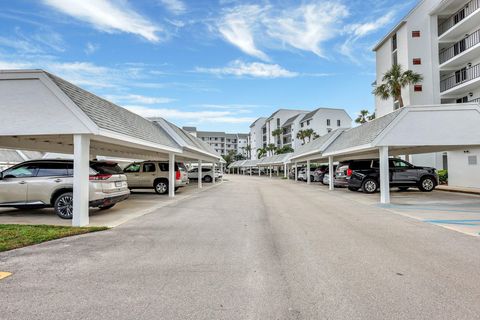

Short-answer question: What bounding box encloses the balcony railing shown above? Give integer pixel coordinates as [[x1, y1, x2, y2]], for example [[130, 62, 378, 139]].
[[439, 28, 480, 64], [440, 62, 480, 92], [471, 97, 480, 103], [438, 0, 479, 35]]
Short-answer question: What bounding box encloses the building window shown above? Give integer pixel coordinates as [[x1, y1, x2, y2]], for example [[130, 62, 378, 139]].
[[301, 122, 304, 128], [412, 58, 421, 65], [413, 85, 422, 92], [276, 118, 280, 127], [326, 119, 331, 126], [392, 33, 397, 51], [456, 96, 468, 103], [337, 120, 341, 127], [412, 30, 420, 38], [306, 120, 310, 125]]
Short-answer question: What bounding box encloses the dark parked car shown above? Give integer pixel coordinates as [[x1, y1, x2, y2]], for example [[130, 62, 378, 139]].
[[345, 158, 438, 193], [334, 160, 373, 187]]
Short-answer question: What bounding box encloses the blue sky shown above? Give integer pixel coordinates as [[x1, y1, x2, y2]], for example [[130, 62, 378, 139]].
[[0, 0, 416, 133]]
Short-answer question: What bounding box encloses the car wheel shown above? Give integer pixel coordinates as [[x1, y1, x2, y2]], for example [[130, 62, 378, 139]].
[[54, 192, 74, 219], [362, 178, 378, 194], [203, 175, 212, 183], [175, 187, 179, 192], [99, 204, 115, 210], [154, 180, 168, 195], [419, 176, 435, 192], [398, 186, 409, 191], [310, 175, 314, 182], [348, 186, 359, 191]]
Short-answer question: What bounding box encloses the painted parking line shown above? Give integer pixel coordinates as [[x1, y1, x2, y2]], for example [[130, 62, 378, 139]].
[[424, 219, 480, 226], [378, 204, 480, 214], [0, 272, 12, 280]]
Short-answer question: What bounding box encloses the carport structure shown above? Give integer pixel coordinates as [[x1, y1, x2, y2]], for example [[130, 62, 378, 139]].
[[228, 160, 246, 174], [288, 104, 480, 203], [257, 154, 292, 178], [0, 70, 221, 226], [238, 159, 260, 176]]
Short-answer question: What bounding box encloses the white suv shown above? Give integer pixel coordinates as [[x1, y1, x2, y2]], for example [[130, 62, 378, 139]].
[[188, 167, 222, 183], [124, 161, 189, 194], [0, 160, 130, 219]]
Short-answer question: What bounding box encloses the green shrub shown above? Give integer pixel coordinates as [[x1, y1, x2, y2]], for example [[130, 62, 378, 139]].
[[438, 169, 448, 184]]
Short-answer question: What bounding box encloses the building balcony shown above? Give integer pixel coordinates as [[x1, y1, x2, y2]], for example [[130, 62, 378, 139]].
[[439, 28, 480, 68], [440, 62, 480, 96], [438, 0, 480, 40]]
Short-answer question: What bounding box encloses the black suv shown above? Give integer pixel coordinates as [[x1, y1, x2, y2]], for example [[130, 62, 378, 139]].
[[337, 158, 438, 193]]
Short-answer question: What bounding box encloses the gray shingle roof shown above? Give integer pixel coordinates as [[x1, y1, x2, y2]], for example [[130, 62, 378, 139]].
[[289, 130, 341, 160], [282, 114, 303, 127], [47, 72, 180, 149], [300, 107, 351, 123], [164, 121, 221, 158], [323, 109, 402, 154]]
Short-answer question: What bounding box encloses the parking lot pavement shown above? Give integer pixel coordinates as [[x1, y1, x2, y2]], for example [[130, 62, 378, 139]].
[[2, 174, 480, 320], [0, 182, 221, 227], [296, 181, 480, 237]]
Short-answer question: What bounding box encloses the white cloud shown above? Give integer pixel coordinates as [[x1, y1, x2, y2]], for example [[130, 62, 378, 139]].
[[84, 42, 99, 55], [346, 11, 396, 38], [42, 0, 162, 42], [217, 5, 270, 61], [125, 105, 256, 124], [264, 2, 349, 58], [159, 0, 186, 15], [105, 94, 175, 104], [195, 60, 298, 78]]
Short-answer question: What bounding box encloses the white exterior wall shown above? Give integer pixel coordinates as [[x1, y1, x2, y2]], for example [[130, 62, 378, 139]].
[[249, 118, 266, 160], [302, 109, 352, 137], [448, 148, 480, 188], [265, 110, 305, 148]]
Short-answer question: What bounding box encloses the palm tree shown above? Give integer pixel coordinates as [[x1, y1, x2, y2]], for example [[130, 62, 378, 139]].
[[275, 145, 294, 154], [355, 109, 372, 124], [303, 128, 315, 143], [257, 147, 267, 159], [296, 130, 307, 144], [373, 64, 423, 108], [367, 112, 376, 121], [245, 144, 252, 159], [271, 128, 283, 146], [266, 143, 277, 156]]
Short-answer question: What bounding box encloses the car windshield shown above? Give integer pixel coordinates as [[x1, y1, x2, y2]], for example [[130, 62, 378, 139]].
[[90, 162, 123, 174]]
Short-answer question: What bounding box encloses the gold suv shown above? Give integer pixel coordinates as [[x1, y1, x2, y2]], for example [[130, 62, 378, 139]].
[[0, 160, 130, 219]]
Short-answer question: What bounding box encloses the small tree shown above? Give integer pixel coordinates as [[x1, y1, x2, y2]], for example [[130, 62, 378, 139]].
[[355, 109, 374, 124], [303, 128, 315, 143], [296, 130, 307, 144], [275, 145, 294, 154], [257, 147, 267, 159], [266, 143, 277, 156], [373, 64, 423, 108], [271, 128, 283, 146]]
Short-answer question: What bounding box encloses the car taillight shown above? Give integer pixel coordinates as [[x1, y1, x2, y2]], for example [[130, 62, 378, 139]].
[[346, 169, 353, 177], [89, 174, 112, 181], [175, 171, 181, 180]]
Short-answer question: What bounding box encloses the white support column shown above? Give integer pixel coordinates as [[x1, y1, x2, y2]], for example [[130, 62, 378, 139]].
[[269, 166, 272, 178], [379, 146, 390, 204], [73, 134, 90, 227], [258, 167, 261, 176], [328, 156, 334, 191], [212, 163, 216, 184], [294, 162, 298, 181], [198, 159, 203, 189], [284, 163, 287, 178], [276, 167, 279, 176], [307, 160, 311, 185], [168, 153, 175, 198]]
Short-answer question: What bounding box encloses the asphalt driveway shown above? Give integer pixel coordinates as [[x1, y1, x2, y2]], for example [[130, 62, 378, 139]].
[[1, 175, 480, 320]]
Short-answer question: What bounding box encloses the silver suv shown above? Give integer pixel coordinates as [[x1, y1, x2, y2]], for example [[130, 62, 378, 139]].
[[124, 161, 189, 194], [0, 160, 130, 219]]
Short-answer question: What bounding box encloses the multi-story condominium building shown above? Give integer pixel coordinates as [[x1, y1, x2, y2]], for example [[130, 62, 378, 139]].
[[249, 107, 352, 159], [373, 0, 480, 188], [249, 117, 267, 160], [181, 127, 249, 157]]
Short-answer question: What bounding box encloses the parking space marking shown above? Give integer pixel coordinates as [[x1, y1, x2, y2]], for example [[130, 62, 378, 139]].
[[0, 272, 12, 280], [424, 219, 480, 226]]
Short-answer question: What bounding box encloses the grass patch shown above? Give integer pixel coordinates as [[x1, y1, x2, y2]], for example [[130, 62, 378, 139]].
[[0, 224, 108, 252]]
